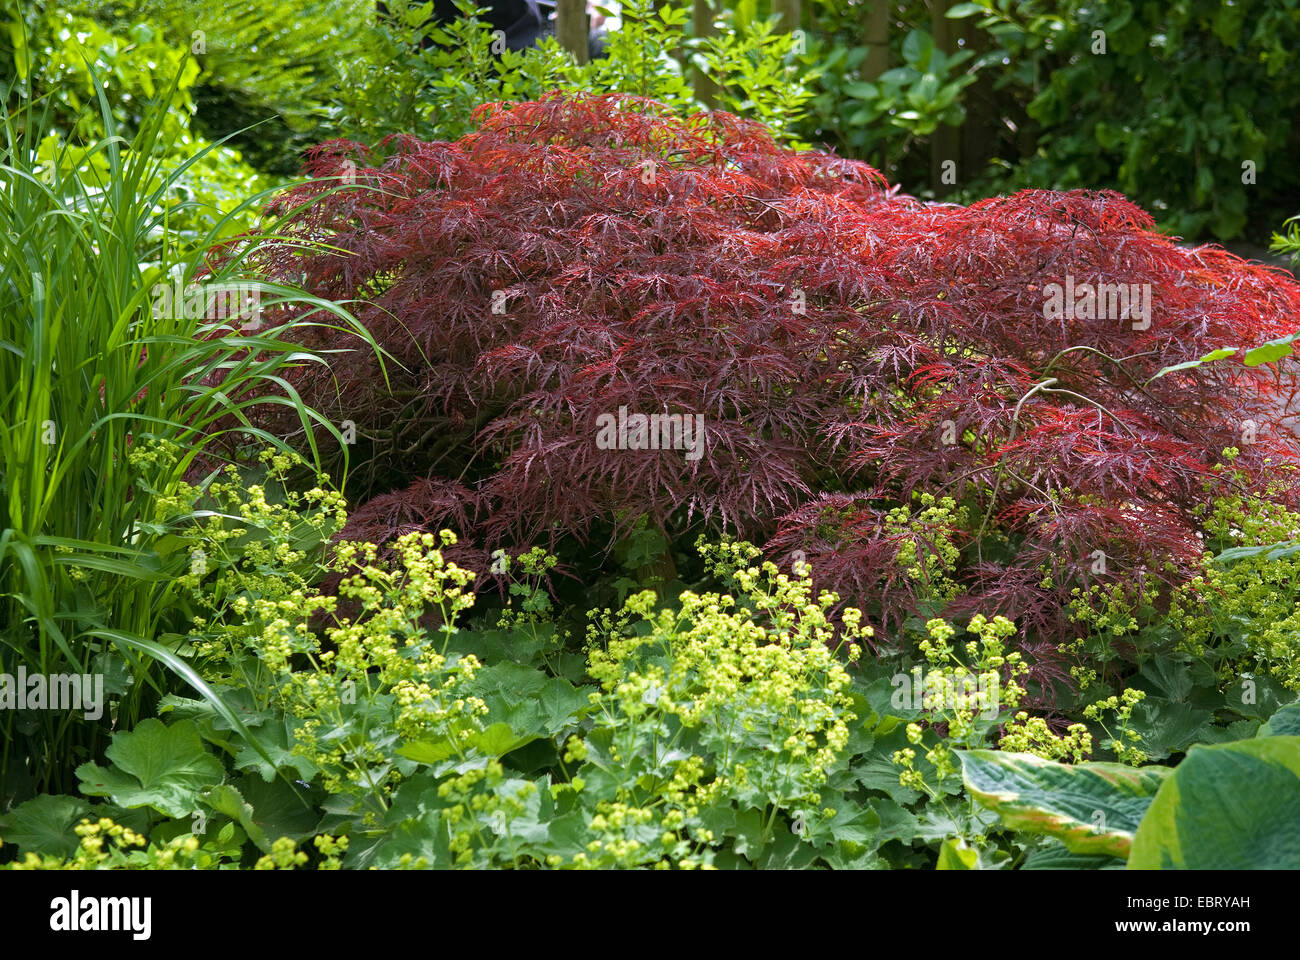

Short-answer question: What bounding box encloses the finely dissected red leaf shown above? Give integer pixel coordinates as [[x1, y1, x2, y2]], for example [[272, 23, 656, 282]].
[[242, 93, 1300, 679]]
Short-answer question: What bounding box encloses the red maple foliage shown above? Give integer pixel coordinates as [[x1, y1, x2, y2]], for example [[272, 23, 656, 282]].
[[249, 92, 1300, 681]]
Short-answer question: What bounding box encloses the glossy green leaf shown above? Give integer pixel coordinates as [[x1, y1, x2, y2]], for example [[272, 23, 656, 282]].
[[1244, 333, 1300, 366], [1212, 540, 1300, 565], [1147, 347, 1237, 382], [1021, 839, 1125, 870]]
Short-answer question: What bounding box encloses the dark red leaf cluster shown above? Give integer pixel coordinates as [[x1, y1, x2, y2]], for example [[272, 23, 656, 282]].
[[249, 92, 1300, 672]]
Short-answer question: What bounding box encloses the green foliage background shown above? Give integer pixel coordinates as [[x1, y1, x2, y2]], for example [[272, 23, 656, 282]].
[[2, 0, 1299, 872]]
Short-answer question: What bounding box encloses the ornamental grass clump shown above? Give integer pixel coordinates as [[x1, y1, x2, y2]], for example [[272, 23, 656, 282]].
[[0, 72, 374, 802]]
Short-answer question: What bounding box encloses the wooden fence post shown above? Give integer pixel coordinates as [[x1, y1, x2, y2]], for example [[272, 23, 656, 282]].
[[556, 0, 589, 65], [772, 0, 800, 33], [863, 1, 890, 81], [693, 0, 719, 108], [930, 0, 959, 198]]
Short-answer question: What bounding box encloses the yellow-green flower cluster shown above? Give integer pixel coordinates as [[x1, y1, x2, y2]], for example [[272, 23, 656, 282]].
[[167, 450, 347, 668], [1169, 490, 1300, 690], [254, 836, 309, 870], [1, 817, 203, 870], [1082, 687, 1148, 765], [1, 814, 352, 871], [495, 546, 561, 626], [999, 712, 1092, 763], [183, 477, 487, 805], [893, 614, 1029, 794], [313, 834, 349, 869], [272, 532, 485, 800], [885, 493, 967, 600], [560, 543, 865, 868], [1065, 577, 1157, 640]]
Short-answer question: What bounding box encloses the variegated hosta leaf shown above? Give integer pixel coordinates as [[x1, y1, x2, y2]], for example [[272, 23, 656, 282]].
[[1128, 736, 1300, 869], [957, 750, 1171, 858], [1258, 703, 1300, 738]]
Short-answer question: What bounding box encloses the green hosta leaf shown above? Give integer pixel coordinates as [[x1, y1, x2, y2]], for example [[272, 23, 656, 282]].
[[75, 718, 225, 818], [1212, 540, 1300, 565], [1021, 839, 1126, 870], [1259, 703, 1300, 737], [958, 749, 1171, 857], [1129, 737, 1300, 869], [0, 794, 92, 858]]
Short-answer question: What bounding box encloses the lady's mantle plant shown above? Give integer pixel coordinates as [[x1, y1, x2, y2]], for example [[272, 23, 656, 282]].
[[84, 465, 871, 868], [560, 539, 867, 867]]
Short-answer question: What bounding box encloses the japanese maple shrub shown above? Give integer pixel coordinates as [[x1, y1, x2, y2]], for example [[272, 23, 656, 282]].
[[250, 92, 1300, 691]]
